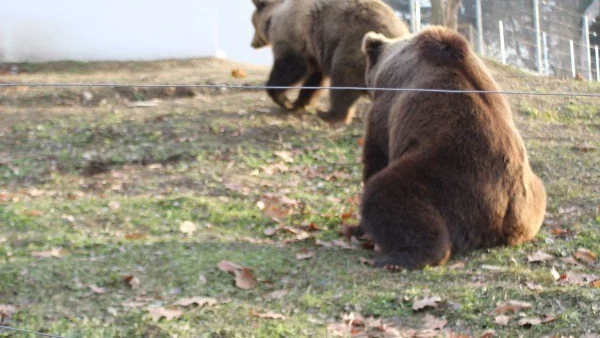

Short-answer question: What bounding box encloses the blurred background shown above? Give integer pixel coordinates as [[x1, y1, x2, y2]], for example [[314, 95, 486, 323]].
[[0, 0, 598, 80]]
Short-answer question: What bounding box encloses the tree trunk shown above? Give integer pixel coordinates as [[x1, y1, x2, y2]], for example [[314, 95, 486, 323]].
[[445, 0, 461, 31], [431, 0, 446, 26]]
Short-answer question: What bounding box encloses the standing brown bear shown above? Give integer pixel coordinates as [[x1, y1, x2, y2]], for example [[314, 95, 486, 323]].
[[250, 0, 409, 124], [358, 27, 547, 269]]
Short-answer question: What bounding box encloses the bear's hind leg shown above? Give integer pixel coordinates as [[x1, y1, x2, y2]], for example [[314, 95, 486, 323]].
[[317, 61, 364, 124], [372, 210, 452, 270], [362, 136, 389, 183], [293, 71, 324, 111], [318, 87, 362, 125], [361, 167, 453, 270], [267, 52, 308, 110]]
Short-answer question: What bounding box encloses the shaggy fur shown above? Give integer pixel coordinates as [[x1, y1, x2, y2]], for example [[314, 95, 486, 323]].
[[358, 27, 547, 269], [251, 0, 409, 124]]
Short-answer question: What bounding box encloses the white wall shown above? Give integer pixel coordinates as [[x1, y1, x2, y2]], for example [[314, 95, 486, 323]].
[[0, 0, 272, 65]]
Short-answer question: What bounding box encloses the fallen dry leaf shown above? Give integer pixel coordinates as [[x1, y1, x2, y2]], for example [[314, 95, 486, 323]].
[[574, 248, 597, 264], [179, 220, 197, 236], [480, 329, 496, 338], [327, 323, 355, 336], [256, 194, 295, 221], [250, 310, 286, 320], [263, 226, 280, 236], [217, 260, 242, 273], [235, 268, 258, 290], [0, 304, 17, 318], [550, 267, 561, 280], [448, 261, 466, 270], [296, 248, 315, 260], [147, 307, 183, 321], [571, 143, 596, 153], [557, 271, 599, 286], [223, 181, 251, 195], [108, 200, 121, 210], [301, 222, 322, 232], [422, 314, 447, 330], [261, 162, 289, 176], [25, 209, 43, 217], [267, 289, 288, 299], [217, 261, 258, 290], [494, 315, 511, 326], [231, 68, 247, 79], [107, 307, 118, 316], [359, 257, 375, 266], [282, 231, 312, 244], [124, 232, 148, 240], [525, 282, 543, 291], [89, 284, 106, 294], [123, 274, 140, 289], [31, 247, 64, 258], [541, 314, 558, 323], [550, 228, 569, 236], [518, 317, 542, 328], [342, 312, 364, 325], [122, 300, 146, 308], [274, 151, 294, 163], [561, 256, 584, 267], [173, 296, 217, 307], [241, 236, 275, 245], [494, 300, 532, 314], [591, 279, 600, 288], [527, 250, 554, 263], [412, 296, 442, 311], [347, 194, 361, 206], [331, 239, 356, 250], [314, 239, 334, 248], [481, 265, 505, 271], [328, 313, 405, 337]]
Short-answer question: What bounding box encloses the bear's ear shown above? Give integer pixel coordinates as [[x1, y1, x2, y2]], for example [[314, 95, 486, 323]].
[[252, 0, 271, 11], [362, 31, 389, 65]]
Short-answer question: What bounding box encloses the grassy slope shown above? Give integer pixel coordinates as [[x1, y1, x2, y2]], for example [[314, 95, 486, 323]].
[[0, 58, 599, 337]]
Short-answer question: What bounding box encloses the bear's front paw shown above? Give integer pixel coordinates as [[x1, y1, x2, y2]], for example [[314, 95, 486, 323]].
[[278, 99, 294, 110]]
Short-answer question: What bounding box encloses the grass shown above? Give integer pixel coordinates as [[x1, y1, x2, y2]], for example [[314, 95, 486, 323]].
[[1, 57, 599, 337]]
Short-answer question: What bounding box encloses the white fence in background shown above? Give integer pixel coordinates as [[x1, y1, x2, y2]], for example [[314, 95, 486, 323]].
[[402, 0, 600, 82]]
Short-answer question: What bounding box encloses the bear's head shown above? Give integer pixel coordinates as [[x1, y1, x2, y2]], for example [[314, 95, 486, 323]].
[[250, 0, 281, 49], [361, 27, 471, 88], [361, 31, 411, 88]]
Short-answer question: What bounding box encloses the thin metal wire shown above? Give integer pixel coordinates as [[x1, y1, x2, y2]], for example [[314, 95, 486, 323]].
[[0, 325, 64, 338], [0, 82, 598, 97], [546, 4, 584, 19]]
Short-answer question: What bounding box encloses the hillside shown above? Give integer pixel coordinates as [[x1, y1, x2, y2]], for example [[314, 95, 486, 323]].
[[0, 58, 599, 337]]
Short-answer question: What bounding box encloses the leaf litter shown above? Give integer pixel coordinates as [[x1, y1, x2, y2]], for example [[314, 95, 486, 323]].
[[147, 307, 183, 321], [217, 260, 258, 290], [173, 297, 218, 307], [412, 296, 442, 311], [493, 300, 532, 314], [250, 309, 286, 320]]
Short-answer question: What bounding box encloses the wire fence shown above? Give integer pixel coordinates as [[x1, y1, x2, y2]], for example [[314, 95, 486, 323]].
[[0, 82, 599, 98], [391, 0, 600, 81], [0, 325, 64, 338]]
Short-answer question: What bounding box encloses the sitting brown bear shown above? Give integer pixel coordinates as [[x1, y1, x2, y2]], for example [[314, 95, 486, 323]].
[[358, 27, 547, 269], [250, 0, 409, 124]]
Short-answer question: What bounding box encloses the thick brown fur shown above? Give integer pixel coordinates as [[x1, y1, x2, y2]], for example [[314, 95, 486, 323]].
[[251, 0, 409, 124], [358, 27, 547, 269]]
